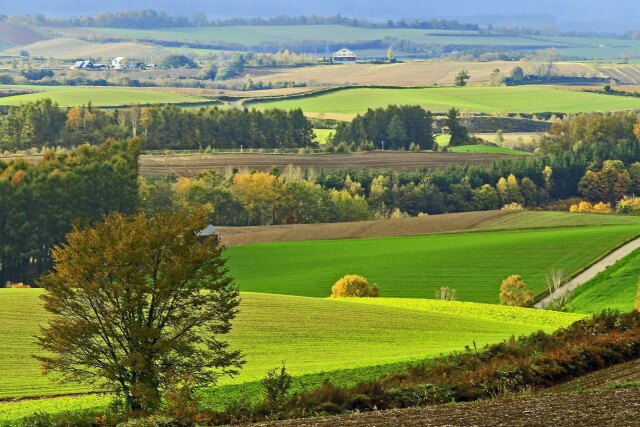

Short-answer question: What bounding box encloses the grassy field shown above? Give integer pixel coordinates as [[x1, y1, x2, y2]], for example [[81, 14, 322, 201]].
[[0, 85, 209, 107], [476, 211, 640, 230], [58, 26, 640, 61], [252, 86, 640, 115], [236, 60, 605, 87], [226, 224, 640, 302], [0, 290, 579, 402], [1, 38, 167, 59], [449, 145, 530, 155], [313, 128, 335, 143], [60, 26, 556, 48], [565, 248, 640, 314]]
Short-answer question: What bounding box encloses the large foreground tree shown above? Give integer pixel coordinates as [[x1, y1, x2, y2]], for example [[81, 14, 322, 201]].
[[36, 210, 243, 413]]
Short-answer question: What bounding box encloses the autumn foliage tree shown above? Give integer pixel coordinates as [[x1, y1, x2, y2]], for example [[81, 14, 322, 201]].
[[36, 209, 243, 414], [499, 275, 534, 307], [331, 275, 379, 298]]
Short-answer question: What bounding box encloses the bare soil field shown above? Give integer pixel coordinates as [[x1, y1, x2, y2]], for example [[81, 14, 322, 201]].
[[217, 210, 508, 246], [161, 86, 322, 99], [554, 359, 640, 392], [3, 152, 518, 174], [236, 60, 602, 87], [249, 389, 640, 427], [140, 152, 519, 176]]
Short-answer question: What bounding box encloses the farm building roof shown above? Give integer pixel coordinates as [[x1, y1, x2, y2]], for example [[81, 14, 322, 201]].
[[333, 48, 356, 58]]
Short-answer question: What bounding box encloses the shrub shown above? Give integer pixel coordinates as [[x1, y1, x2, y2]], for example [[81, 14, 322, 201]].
[[499, 275, 534, 307], [331, 275, 379, 298], [501, 202, 524, 211], [6, 282, 31, 288], [570, 201, 613, 214], [262, 364, 292, 406], [616, 196, 640, 215]]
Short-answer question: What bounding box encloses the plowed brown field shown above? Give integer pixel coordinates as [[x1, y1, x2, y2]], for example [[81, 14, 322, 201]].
[[217, 210, 508, 246], [140, 152, 517, 176], [248, 389, 640, 427]]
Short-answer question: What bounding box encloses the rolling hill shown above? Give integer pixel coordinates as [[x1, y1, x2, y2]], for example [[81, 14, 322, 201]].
[[225, 223, 640, 302], [0, 290, 579, 401], [251, 86, 640, 116], [0, 85, 210, 107]]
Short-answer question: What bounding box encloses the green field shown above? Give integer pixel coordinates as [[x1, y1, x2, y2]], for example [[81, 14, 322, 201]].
[[313, 128, 335, 144], [67, 26, 640, 60], [477, 211, 640, 231], [70, 26, 553, 48], [450, 144, 529, 155], [253, 86, 640, 115], [566, 248, 640, 314], [225, 225, 640, 302], [0, 290, 579, 401], [435, 134, 530, 154], [0, 86, 209, 107]]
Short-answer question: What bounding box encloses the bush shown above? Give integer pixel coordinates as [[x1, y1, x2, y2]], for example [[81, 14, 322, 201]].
[[262, 364, 292, 406], [159, 54, 197, 69], [570, 201, 613, 214], [331, 275, 379, 298], [499, 275, 534, 307], [616, 196, 640, 215], [6, 281, 31, 288], [501, 202, 524, 211]]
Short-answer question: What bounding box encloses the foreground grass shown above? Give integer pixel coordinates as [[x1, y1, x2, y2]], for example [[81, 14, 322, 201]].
[[0, 291, 580, 423], [0, 85, 209, 107], [226, 224, 640, 302], [0, 291, 578, 400], [253, 86, 640, 115], [565, 248, 640, 314]]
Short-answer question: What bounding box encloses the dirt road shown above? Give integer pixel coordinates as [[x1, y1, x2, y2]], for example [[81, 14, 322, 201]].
[[535, 236, 640, 309]]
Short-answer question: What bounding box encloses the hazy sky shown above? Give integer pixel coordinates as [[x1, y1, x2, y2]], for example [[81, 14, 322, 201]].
[[1, 0, 637, 32]]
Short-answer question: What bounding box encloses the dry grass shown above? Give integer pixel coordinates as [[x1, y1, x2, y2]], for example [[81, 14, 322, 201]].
[[140, 152, 519, 176], [218, 211, 508, 246], [236, 60, 602, 87], [0, 22, 47, 47], [2, 38, 168, 60]]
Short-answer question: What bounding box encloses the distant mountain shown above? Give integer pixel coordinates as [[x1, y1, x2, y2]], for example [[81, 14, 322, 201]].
[[1, 0, 638, 33]]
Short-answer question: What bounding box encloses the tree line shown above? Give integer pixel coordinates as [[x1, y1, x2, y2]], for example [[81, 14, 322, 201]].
[[0, 100, 314, 151], [21, 10, 478, 31], [331, 106, 471, 151], [0, 139, 139, 285]]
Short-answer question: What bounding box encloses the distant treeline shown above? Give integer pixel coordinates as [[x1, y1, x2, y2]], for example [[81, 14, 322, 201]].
[[0, 100, 314, 151], [19, 10, 478, 31]]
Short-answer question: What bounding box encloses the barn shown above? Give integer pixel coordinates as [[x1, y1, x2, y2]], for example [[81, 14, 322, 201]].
[[332, 48, 357, 64]]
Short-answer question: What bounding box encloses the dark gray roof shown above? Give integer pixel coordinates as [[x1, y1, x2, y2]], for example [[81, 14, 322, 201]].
[[197, 225, 219, 237]]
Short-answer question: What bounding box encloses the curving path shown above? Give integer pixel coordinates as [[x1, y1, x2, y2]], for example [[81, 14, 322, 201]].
[[535, 236, 640, 309]]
